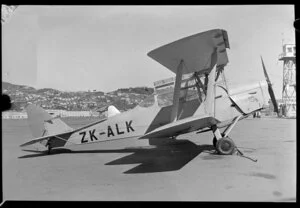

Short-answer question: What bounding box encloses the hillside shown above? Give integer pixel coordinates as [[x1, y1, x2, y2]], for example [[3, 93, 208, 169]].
[[2, 81, 154, 112]]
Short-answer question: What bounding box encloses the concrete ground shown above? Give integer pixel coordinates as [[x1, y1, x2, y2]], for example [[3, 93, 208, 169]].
[[2, 117, 296, 201]]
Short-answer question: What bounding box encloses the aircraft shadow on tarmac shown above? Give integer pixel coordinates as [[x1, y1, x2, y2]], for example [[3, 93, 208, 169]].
[[19, 139, 215, 174]]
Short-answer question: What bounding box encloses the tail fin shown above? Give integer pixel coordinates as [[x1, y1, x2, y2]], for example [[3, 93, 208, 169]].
[[26, 104, 74, 138]]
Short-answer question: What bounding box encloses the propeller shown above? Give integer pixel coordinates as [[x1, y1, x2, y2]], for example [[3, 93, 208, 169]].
[[260, 56, 279, 114]]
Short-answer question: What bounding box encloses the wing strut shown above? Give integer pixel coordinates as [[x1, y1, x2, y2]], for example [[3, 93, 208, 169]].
[[204, 65, 217, 116], [194, 73, 206, 96], [170, 60, 184, 122]]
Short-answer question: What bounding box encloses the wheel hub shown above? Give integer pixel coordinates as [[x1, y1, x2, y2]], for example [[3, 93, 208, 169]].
[[221, 141, 232, 151], [216, 137, 236, 155]]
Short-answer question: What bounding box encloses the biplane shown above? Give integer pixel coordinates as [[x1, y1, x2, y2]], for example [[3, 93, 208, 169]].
[[20, 29, 277, 157]]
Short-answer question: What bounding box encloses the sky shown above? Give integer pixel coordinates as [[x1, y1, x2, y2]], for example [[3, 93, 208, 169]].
[[2, 5, 295, 98]]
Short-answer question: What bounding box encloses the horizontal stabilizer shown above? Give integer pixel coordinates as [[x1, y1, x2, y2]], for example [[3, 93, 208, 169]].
[[140, 115, 219, 139], [20, 136, 50, 147], [20, 131, 73, 147]]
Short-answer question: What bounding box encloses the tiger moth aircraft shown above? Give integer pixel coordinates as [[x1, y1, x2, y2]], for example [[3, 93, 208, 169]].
[[20, 29, 277, 159]]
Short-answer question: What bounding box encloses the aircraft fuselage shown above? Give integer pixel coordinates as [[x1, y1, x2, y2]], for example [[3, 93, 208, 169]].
[[59, 81, 267, 148]]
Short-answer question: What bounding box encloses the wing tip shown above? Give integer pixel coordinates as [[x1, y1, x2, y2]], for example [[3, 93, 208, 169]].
[[20, 140, 34, 147], [147, 50, 155, 58], [20, 143, 29, 147], [20, 137, 49, 148]]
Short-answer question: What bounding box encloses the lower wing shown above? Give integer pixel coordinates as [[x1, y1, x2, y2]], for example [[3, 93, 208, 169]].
[[140, 115, 219, 139]]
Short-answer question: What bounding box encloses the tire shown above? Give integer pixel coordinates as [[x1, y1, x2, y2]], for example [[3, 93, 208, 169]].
[[216, 137, 236, 155], [213, 133, 225, 148]]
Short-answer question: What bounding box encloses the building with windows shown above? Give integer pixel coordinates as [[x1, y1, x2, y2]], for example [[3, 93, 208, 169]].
[[2, 111, 28, 119]]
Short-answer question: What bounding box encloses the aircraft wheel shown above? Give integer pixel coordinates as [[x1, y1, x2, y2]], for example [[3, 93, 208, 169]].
[[216, 137, 236, 155], [213, 133, 225, 147]]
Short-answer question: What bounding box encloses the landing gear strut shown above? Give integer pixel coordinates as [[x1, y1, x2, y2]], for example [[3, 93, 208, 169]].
[[211, 116, 258, 162], [212, 133, 225, 147], [46, 140, 52, 155], [47, 146, 52, 155]]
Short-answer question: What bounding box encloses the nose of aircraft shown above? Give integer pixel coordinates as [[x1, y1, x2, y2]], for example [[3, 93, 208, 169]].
[[228, 80, 269, 115]]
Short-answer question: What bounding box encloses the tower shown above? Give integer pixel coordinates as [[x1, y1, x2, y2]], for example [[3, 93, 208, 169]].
[[279, 44, 296, 117]]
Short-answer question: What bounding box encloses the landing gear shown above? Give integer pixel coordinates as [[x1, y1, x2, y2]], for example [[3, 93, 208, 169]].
[[215, 137, 235, 155], [46, 140, 52, 155], [213, 133, 225, 148], [210, 116, 258, 162], [47, 146, 52, 155], [211, 115, 242, 155]]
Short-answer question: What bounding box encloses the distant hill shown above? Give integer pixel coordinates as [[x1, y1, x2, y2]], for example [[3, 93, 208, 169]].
[[116, 87, 154, 95], [2, 81, 154, 112], [2, 81, 36, 91]]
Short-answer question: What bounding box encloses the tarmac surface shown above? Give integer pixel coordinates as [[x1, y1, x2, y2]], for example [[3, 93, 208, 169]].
[[2, 117, 296, 201]]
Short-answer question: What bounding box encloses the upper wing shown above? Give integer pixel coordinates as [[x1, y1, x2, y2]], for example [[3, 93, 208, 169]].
[[147, 29, 230, 75], [140, 115, 219, 139]]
